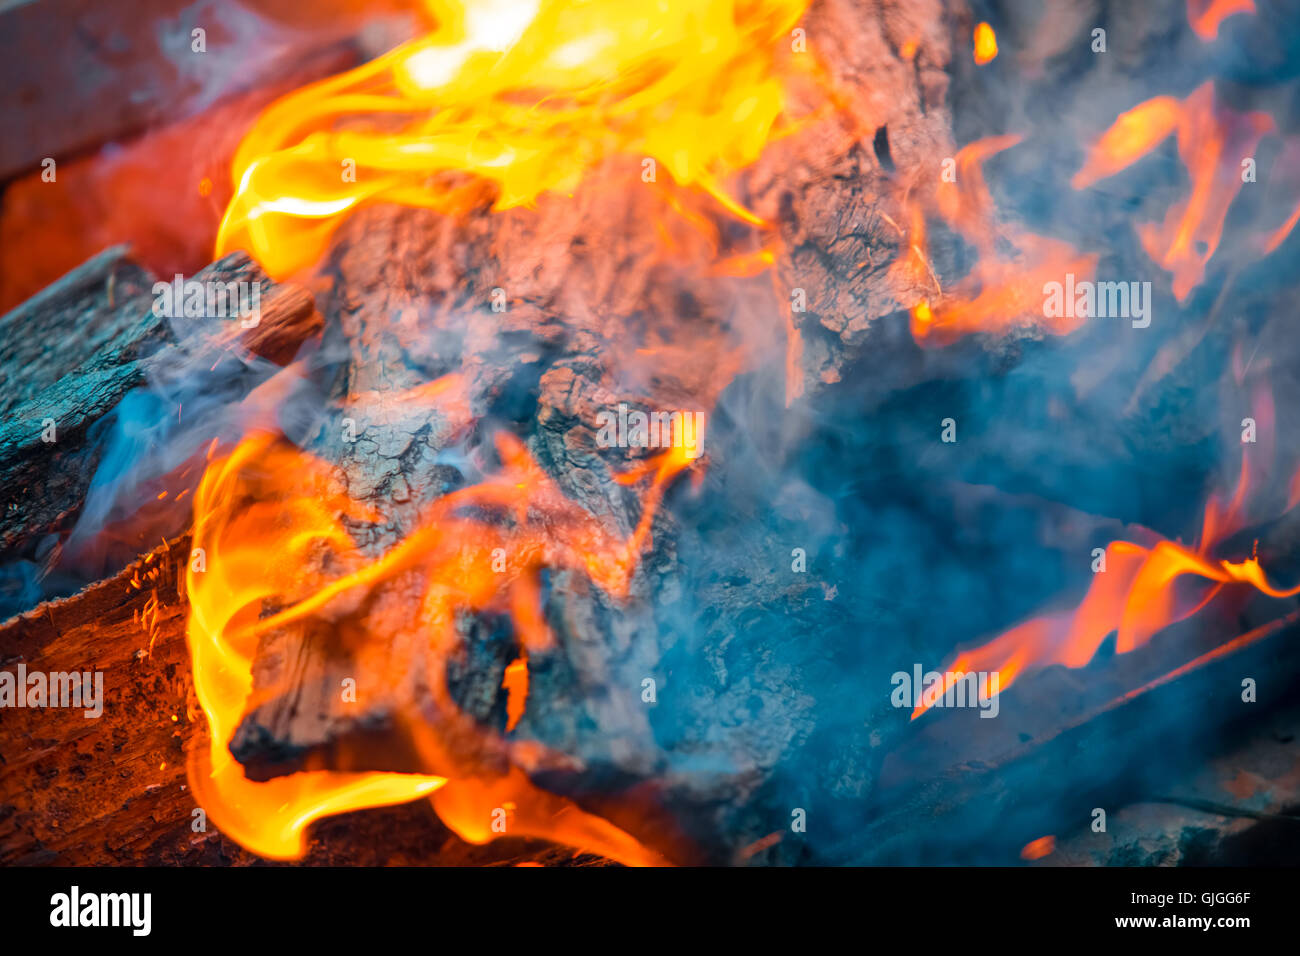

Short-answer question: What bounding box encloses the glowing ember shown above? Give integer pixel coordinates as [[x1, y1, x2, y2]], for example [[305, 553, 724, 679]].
[[1020, 835, 1055, 861], [216, 0, 812, 277]]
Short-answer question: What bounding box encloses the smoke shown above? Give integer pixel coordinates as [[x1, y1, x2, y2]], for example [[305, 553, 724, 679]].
[[7, 0, 1300, 866]]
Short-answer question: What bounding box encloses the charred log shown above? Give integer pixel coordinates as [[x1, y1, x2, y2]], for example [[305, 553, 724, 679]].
[[4, 531, 1299, 865], [212, 0, 958, 864], [0, 247, 166, 561], [0, 249, 323, 618]]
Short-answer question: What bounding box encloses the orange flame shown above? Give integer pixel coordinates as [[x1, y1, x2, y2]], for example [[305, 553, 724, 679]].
[[1073, 82, 1273, 301], [1187, 0, 1256, 40], [502, 654, 529, 733], [186, 423, 698, 863], [896, 136, 1097, 345], [185, 435, 446, 859], [216, 0, 812, 277], [1020, 835, 1055, 861], [913, 452, 1300, 721], [1260, 137, 1300, 255]]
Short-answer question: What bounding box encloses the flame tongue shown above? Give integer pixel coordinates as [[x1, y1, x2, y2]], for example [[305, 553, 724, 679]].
[[192, 0, 795, 865], [185, 434, 447, 859], [217, 0, 811, 277], [1072, 81, 1274, 301], [186, 425, 693, 863], [1187, 0, 1256, 40], [895, 135, 1098, 345], [912, 448, 1300, 721]]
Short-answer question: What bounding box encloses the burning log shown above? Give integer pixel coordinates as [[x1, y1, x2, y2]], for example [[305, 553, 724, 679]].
[[5, 516, 1297, 866], [1044, 691, 1300, 866], [0, 539, 613, 865], [118, 0, 1300, 866], [6, 0, 1300, 870], [847, 598, 1300, 865], [0, 246, 163, 559], [0, 538, 202, 866], [191, 0, 964, 864]]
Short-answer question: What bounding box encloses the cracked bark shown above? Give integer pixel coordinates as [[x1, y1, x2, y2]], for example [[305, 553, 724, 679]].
[[226, 0, 958, 864]]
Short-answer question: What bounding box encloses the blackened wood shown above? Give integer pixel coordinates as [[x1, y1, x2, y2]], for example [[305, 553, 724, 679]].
[[831, 602, 1300, 865], [4, 532, 1296, 865], [0, 247, 165, 559], [0, 249, 321, 571], [1044, 693, 1300, 865]]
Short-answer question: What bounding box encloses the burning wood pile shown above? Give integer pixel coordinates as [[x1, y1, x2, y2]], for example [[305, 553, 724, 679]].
[[3, 0, 1300, 869]]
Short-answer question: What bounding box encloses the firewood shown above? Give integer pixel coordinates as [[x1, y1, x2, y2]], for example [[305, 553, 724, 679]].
[[0, 247, 165, 561], [0, 539, 614, 865], [4, 530, 1297, 865], [0, 249, 321, 597], [834, 600, 1300, 865], [9, 0, 1299, 869], [205, 0, 954, 865]]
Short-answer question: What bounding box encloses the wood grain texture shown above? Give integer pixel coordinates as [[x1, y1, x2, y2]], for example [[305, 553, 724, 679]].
[[213, 0, 955, 865], [0, 539, 614, 865], [0, 249, 323, 619]]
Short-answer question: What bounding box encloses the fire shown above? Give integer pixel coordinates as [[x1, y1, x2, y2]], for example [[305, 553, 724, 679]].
[[216, 0, 811, 277], [896, 136, 1097, 345], [186, 426, 696, 863], [912, 451, 1300, 721], [502, 654, 528, 733], [190, 0, 806, 863], [1072, 82, 1274, 301], [1187, 0, 1256, 40], [184, 435, 446, 858], [183, 0, 1293, 865], [973, 22, 997, 65], [1020, 835, 1055, 861]]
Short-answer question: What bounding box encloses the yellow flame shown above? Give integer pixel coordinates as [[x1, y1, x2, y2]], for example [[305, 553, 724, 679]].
[[186, 426, 695, 863], [973, 22, 997, 65], [217, 0, 811, 277], [185, 434, 446, 860]]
